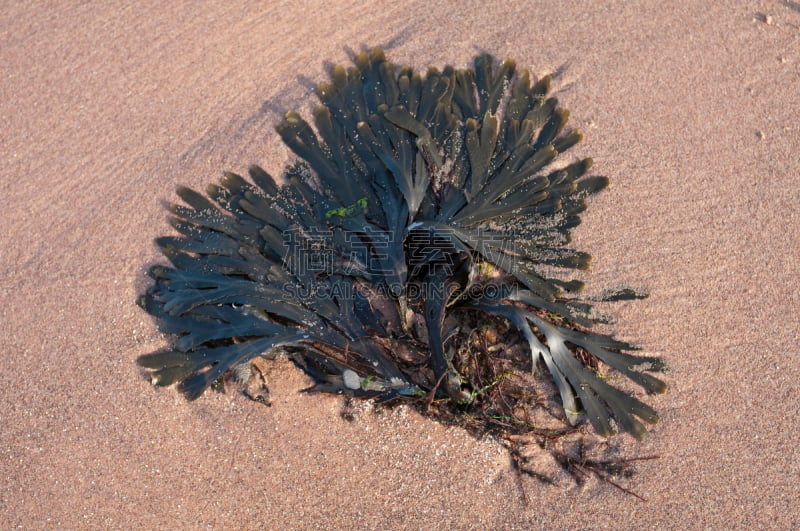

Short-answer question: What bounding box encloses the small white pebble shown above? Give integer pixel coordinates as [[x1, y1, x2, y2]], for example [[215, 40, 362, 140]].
[[343, 369, 360, 390]]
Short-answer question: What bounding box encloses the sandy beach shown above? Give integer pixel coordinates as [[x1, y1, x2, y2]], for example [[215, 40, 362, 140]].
[[2, 1, 799, 528]]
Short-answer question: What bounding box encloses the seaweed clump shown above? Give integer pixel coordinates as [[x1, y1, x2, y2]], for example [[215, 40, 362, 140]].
[[137, 48, 666, 486]]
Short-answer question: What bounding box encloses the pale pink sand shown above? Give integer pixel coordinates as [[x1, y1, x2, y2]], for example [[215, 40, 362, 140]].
[[2, 1, 799, 528]]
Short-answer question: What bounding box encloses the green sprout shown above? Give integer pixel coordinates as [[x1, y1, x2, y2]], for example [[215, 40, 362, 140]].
[[326, 196, 368, 219]]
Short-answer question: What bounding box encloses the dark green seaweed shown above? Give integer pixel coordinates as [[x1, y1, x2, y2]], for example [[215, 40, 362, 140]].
[[138, 48, 666, 443]]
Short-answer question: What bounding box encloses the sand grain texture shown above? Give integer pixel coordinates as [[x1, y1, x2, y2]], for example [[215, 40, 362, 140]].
[[2, 1, 798, 528]]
